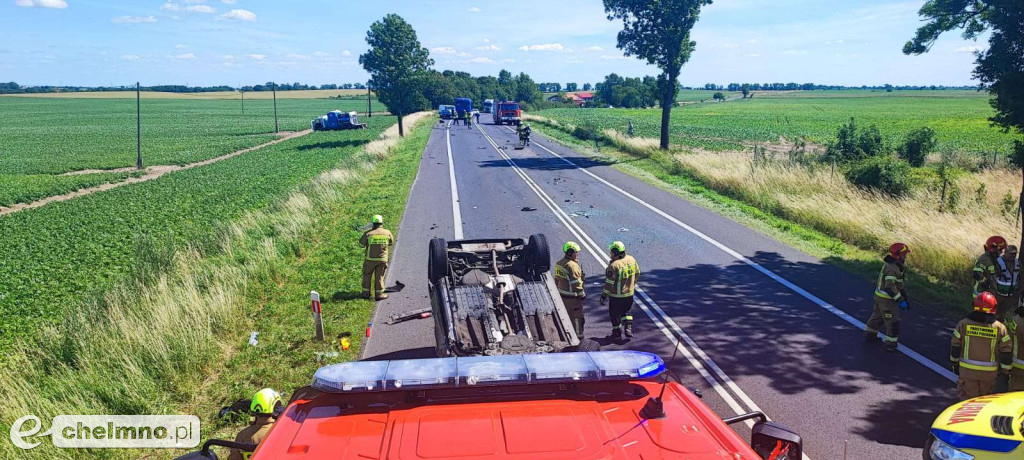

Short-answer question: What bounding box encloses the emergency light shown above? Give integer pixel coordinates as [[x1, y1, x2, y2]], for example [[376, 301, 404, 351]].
[[312, 350, 666, 393]]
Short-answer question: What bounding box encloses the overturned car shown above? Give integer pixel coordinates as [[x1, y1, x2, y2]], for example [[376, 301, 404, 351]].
[[428, 234, 588, 357]]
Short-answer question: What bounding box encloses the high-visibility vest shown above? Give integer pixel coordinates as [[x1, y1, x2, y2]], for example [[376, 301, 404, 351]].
[[952, 320, 1012, 374], [974, 253, 998, 297], [555, 257, 585, 298], [874, 260, 904, 300], [603, 255, 639, 298], [995, 256, 1019, 295]]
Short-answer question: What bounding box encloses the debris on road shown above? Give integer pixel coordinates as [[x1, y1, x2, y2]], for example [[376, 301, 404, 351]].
[[618, 227, 629, 232], [386, 307, 432, 325], [521, 206, 537, 212]]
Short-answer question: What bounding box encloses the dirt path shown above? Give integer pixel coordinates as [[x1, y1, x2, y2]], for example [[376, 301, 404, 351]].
[[0, 130, 311, 216]]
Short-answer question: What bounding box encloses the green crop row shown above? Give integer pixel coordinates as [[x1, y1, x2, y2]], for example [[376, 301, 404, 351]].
[[0, 116, 395, 350], [539, 90, 1015, 155], [0, 171, 141, 207]]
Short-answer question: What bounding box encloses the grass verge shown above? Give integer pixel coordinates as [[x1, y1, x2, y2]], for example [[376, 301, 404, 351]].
[[0, 112, 432, 459], [524, 114, 964, 316]]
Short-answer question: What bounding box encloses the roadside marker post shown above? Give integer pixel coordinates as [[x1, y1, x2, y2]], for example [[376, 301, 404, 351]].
[[310, 290, 324, 341]]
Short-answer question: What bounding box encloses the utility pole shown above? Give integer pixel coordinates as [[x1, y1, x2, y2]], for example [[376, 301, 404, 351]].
[[136, 82, 142, 169], [366, 82, 372, 117], [240, 89, 244, 116], [272, 82, 279, 133]]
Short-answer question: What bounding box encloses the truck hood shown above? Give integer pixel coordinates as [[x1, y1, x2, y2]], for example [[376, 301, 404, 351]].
[[931, 392, 1024, 454], [252, 381, 757, 459]]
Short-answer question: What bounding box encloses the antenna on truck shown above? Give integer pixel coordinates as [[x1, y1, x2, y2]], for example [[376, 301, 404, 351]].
[[639, 341, 682, 420]]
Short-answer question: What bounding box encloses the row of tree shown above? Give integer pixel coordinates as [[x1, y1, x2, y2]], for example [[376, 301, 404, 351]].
[[702, 82, 975, 92], [0, 81, 370, 94], [421, 69, 545, 111], [537, 82, 594, 92]]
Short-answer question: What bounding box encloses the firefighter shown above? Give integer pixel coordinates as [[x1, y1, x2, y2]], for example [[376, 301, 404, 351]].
[[521, 123, 532, 146], [474, 111, 480, 124], [995, 245, 1020, 320], [950, 292, 1013, 400], [974, 236, 1006, 299], [227, 388, 282, 460], [864, 243, 910, 352], [1011, 304, 1024, 391], [466, 110, 473, 128], [554, 241, 586, 336], [600, 241, 639, 340], [359, 214, 394, 301]]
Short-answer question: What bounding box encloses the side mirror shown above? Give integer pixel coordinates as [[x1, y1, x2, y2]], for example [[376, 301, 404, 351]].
[[751, 421, 803, 460]]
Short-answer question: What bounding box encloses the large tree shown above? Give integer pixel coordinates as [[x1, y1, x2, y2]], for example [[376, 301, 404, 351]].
[[359, 14, 433, 137], [604, 0, 713, 150], [904, 0, 1023, 240]]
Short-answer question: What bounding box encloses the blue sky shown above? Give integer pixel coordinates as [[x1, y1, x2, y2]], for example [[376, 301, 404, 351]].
[[1, 0, 988, 87]]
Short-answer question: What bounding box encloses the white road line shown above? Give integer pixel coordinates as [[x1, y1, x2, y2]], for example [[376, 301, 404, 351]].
[[445, 121, 465, 239], [524, 132, 956, 383], [475, 126, 787, 438]]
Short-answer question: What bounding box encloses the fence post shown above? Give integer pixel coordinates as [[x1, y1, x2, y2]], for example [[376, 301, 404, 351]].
[[311, 290, 324, 341]]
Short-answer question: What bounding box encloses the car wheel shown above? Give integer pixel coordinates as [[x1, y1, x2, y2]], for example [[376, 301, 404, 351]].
[[527, 233, 551, 274], [428, 238, 448, 284]]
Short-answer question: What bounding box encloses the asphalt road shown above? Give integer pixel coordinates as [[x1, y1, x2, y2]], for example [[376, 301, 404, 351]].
[[363, 118, 959, 459]]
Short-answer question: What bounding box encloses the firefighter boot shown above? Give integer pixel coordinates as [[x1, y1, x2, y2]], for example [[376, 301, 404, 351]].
[[623, 320, 633, 338], [608, 328, 622, 341]]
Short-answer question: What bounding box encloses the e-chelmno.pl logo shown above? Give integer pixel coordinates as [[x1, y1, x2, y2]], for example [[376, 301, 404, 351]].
[[9, 415, 200, 450]]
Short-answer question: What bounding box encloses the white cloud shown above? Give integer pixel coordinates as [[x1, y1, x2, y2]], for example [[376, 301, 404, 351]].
[[286, 53, 311, 60], [185, 4, 215, 13], [518, 43, 566, 52], [722, 43, 740, 49], [341, 50, 352, 57], [222, 0, 236, 3], [781, 49, 807, 55], [431, 46, 457, 54], [219, 9, 255, 21], [175, 53, 196, 59], [121, 54, 141, 61], [161, 2, 180, 11], [584, 46, 604, 52], [564, 56, 584, 64], [246, 53, 266, 60], [482, 38, 490, 43], [600, 54, 629, 60], [475, 44, 501, 51], [743, 53, 761, 57], [748, 39, 758, 44], [467, 6, 481, 12], [312, 51, 330, 57], [174, 44, 187, 49], [112, 15, 156, 24], [222, 54, 235, 59], [956, 45, 984, 53], [457, 52, 471, 57], [824, 39, 846, 45], [501, 58, 516, 63], [15, 0, 67, 8], [466, 57, 492, 64]]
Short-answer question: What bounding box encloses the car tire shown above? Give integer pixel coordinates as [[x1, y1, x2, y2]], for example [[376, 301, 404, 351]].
[[527, 233, 551, 274], [921, 434, 933, 460], [428, 238, 449, 284], [575, 338, 601, 352]]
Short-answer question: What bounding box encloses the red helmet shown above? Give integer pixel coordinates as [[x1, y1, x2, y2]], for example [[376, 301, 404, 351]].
[[985, 236, 1007, 253], [888, 243, 910, 258], [973, 292, 997, 314]]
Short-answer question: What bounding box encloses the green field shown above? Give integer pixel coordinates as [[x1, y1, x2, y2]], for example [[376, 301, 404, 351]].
[[0, 97, 377, 205], [539, 90, 1015, 154], [676, 89, 742, 102], [0, 116, 395, 349]]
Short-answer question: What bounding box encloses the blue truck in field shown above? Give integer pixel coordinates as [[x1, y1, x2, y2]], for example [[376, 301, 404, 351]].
[[311, 111, 367, 131], [454, 97, 472, 118]]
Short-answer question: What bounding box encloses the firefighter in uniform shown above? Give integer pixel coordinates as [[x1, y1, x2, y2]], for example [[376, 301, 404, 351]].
[[228, 388, 282, 460], [973, 236, 1006, 299], [359, 214, 394, 301], [864, 243, 910, 352], [995, 245, 1020, 320], [555, 241, 586, 336], [950, 292, 1013, 400], [600, 241, 639, 340], [1011, 303, 1024, 391]]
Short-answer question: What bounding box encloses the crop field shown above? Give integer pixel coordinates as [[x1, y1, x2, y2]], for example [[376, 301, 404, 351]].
[[676, 89, 742, 102], [0, 89, 368, 99], [539, 90, 1015, 154], [0, 96, 379, 205], [0, 116, 395, 349]]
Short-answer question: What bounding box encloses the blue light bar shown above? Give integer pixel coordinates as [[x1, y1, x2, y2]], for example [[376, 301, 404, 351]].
[[311, 350, 665, 393]]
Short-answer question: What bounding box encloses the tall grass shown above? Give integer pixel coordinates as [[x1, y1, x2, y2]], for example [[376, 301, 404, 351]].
[[525, 113, 1019, 292], [0, 112, 431, 459]]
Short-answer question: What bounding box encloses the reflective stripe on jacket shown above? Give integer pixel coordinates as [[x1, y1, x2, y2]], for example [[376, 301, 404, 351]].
[[874, 259, 905, 300], [995, 256, 1020, 295], [555, 256, 585, 298], [359, 227, 394, 262], [603, 255, 639, 298], [951, 318, 1013, 377]]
